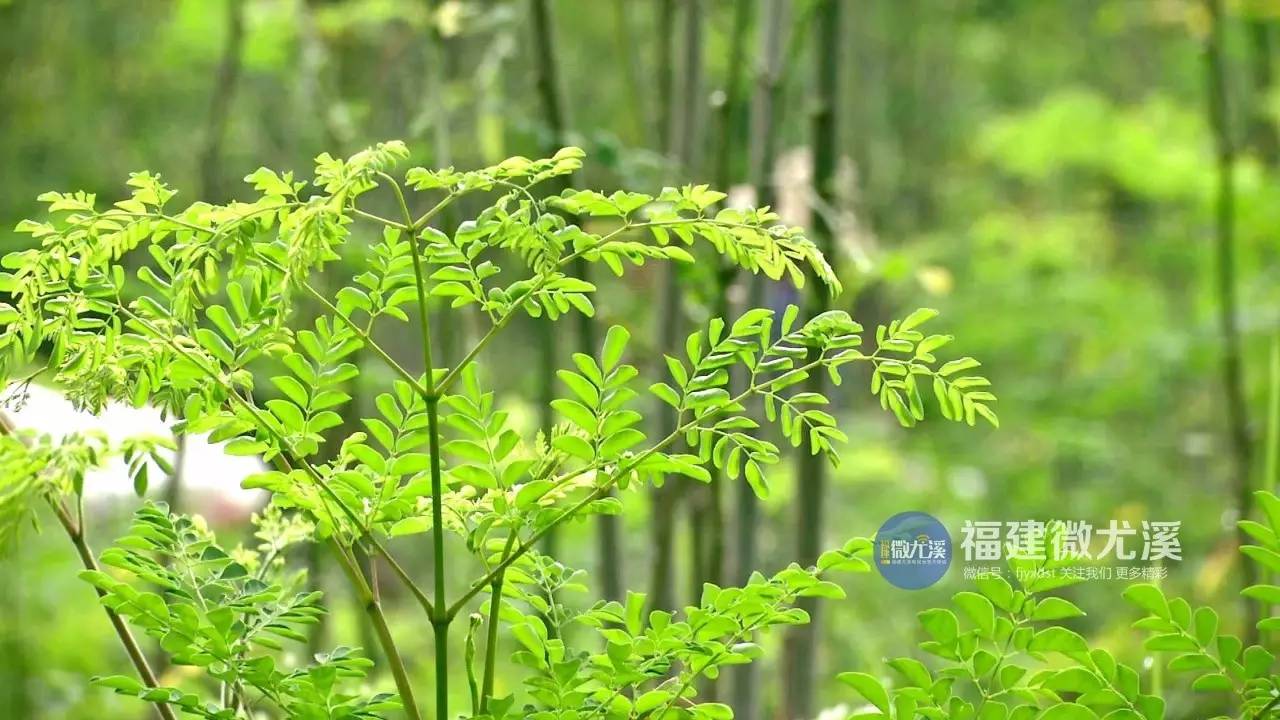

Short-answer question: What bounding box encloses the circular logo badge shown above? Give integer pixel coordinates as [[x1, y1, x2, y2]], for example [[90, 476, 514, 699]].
[[874, 511, 952, 590]]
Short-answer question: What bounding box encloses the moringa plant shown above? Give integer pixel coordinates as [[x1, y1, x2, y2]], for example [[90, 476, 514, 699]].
[[838, 523, 1168, 720], [1120, 489, 1280, 719], [838, 502, 1280, 720], [0, 143, 996, 719]]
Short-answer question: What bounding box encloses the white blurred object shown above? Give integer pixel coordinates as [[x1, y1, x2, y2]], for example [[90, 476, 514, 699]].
[[6, 383, 266, 516], [814, 703, 850, 720]]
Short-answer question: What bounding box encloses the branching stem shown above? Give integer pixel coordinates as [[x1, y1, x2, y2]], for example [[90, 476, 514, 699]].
[[329, 539, 423, 720], [480, 531, 519, 712], [445, 354, 834, 619], [52, 502, 180, 720], [0, 414, 178, 720], [378, 170, 452, 720]]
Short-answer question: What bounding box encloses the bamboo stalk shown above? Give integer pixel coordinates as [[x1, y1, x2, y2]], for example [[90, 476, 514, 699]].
[[651, 0, 705, 614], [1249, 18, 1279, 167], [784, 1, 842, 717], [695, 4, 754, 687], [198, 0, 246, 201], [527, 0, 625, 603], [1203, 0, 1257, 646], [730, 2, 788, 714]]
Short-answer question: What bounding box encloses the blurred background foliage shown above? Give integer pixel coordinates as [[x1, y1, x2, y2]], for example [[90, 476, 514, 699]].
[[2, 0, 1280, 718]]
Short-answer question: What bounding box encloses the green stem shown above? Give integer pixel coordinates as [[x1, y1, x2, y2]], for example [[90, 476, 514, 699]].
[[479, 576, 503, 711], [386, 170, 452, 719], [330, 540, 423, 720], [446, 355, 833, 619], [425, 398, 451, 720], [0, 415, 178, 720], [50, 501, 180, 720], [480, 532, 519, 712], [412, 194, 461, 232], [405, 175, 449, 714], [352, 206, 404, 229], [117, 306, 438, 619], [382, 171, 438, 397]]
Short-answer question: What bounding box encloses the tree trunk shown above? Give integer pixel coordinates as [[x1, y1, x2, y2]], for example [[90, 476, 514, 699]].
[[650, 0, 704, 613], [1203, 0, 1257, 646], [527, 0, 624, 602], [613, 0, 650, 146], [784, 2, 842, 718], [198, 0, 246, 202], [1250, 19, 1279, 167], [1250, 4, 1279, 640], [695, 5, 754, 689], [673, 0, 705, 176], [166, 0, 245, 522], [731, 1, 788, 718], [656, 0, 677, 156], [155, 0, 246, 676]]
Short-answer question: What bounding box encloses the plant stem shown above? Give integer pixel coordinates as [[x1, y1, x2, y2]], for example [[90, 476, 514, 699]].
[[480, 532, 518, 712], [118, 306, 438, 618], [384, 170, 452, 720], [52, 501, 180, 720], [1203, 0, 1257, 645], [0, 413, 177, 720], [479, 582, 502, 710], [386, 170, 451, 716], [330, 540, 423, 720], [427, 393, 450, 720], [446, 356, 832, 619], [385, 173, 438, 397]]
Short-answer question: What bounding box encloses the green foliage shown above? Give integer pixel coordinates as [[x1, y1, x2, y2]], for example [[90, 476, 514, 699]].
[[84, 503, 396, 719], [0, 428, 172, 549], [1114, 490, 1280, 719], [503, 537, 874, 720], [840, 499, 1280, 720], [869, 308, 997, 429], [840, 526, 1164, 720], [0, 144, 994, 719]]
